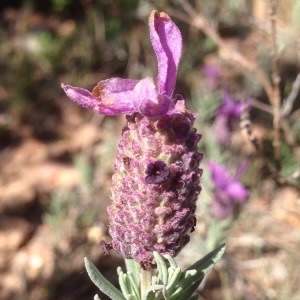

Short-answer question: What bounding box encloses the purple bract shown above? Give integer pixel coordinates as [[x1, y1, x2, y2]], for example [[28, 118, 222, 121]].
[[61, 11, 182, 118]]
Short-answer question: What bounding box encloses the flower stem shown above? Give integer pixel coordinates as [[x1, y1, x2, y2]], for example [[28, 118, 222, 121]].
[[141, 267, 154, 300]]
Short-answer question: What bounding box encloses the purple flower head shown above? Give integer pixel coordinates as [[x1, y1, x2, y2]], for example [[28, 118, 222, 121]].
[[61, 11, 182, 118], [62, 11, 202, 268], [208, 161, 249, 219], [213, 93, 250, 145]]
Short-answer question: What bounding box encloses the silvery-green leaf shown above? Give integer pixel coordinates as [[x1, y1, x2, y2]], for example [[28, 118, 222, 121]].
[[84, 257, 125, 300], [118, 272, 130, 297], [169, 244, 226, 299], [182, 269, 197, 279], [165, 267, 181, 292], [125, 259, 141, 287], [127, 272, 140, 299], [145, 287, 167, 300], [153, 251, 168, 285], [164, 255, 178, 270], [184, 243, 226, 275], [170, 278, 201, 300]]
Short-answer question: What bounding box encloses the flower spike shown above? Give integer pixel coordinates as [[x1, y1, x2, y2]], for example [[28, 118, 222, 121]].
[[62, 11, 202, 268]]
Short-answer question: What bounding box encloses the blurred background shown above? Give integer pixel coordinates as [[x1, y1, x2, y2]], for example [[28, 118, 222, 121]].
[[0, 0, 300, 299]]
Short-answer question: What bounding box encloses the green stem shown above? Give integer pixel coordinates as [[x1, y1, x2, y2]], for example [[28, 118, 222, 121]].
[[141, 268, 154, 300]]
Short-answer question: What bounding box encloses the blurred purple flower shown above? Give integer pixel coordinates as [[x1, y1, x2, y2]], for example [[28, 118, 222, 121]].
[[212, 93, 249, 145], [201, 64, 220, 91], [62, 11, 202, 268], [208, 161, 249, 219]]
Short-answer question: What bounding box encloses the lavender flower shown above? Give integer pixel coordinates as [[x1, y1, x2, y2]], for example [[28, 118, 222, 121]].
[[212, 93, 248, 145], [208, 162, 249, 220], [62, 11, 202, 268]]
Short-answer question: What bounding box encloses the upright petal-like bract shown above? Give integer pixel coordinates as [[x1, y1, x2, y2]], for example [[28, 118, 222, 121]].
[[62, 11, 202, 268], [149, 10, 182, 97]]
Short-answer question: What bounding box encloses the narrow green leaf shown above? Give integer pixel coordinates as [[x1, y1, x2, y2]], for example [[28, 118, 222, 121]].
[[118, 272, 133, 299], [165, 268, 174, 294], [184, 244, 226, 275], [171, 278, 201, 300], [167, 267, 174, 281], [166, 267, 181, 292], [164, 255, 178, 270], [117, 267, 123, 276], [84, 257, 125, 300], [182, 270, 197, 279], [125, 259, 141, 287], [170, 275, 201, 300], [127, 272, 140, 300], [153, 251, 168, 285], [118, 267, 140, 300], [170, 244, 226, 300], [144, 285, 168, 300]]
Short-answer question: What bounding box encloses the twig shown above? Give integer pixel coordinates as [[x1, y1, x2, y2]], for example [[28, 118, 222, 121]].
[[268, 0, 281, 166], [281, 73, 300, 117], [251, 99, 273, 115]]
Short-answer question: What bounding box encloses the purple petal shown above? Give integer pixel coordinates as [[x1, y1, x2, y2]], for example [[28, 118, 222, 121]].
[[208, 162, 230, 190], [165, 99, 188, 117], [218, 93, 244, 117], [61, 84, 101, 111], [226, 181, 249, 201], [145, 160, 170, 184], [149, 10, 182, 98], [98, 77, 139, 93], [133, 78, 173, 117], [62, 78, 140, 115], [92, 78, 140, 114]]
